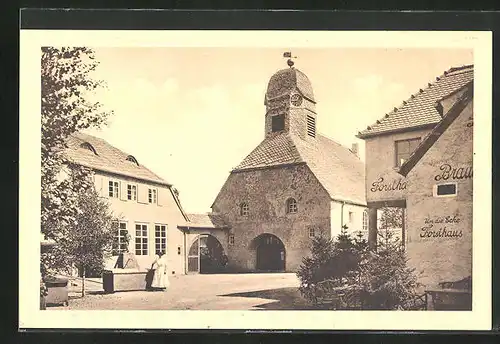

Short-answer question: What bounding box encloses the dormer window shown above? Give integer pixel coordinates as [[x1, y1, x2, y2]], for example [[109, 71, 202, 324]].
[[126, 155, 139, 166], [240, 202, 249, 216], [80, 142, 98, 155], [271, 114, 285, 132], [307, 115, 316, 138], [286, 198, 298, 214]]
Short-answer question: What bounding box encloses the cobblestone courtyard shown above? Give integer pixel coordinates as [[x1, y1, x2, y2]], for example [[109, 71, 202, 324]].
[[49, 273, 309, 310]]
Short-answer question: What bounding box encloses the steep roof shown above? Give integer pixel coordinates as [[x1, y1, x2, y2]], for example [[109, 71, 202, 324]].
[[232, 132, 366, 206], [399, 81, 473, 177], [265, 67, 315, 103], [178, 213, 229, 229], [357, 65, 474, 139], [65, 132, 170, 186]]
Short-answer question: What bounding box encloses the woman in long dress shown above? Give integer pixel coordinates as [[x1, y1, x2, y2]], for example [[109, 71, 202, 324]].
[[151, 251, 169, 291]]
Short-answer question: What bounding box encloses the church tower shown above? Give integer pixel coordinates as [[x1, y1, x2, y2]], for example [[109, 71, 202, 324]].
[[264, 54, 317, 140]]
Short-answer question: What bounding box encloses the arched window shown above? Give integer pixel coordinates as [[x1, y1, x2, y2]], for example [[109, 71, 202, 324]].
[[286, 198, 298, 214], [362, 210, 368, 232], [126, 155, 139, 166], [80, 142, 98, 155], [240, 202, 249, 216]]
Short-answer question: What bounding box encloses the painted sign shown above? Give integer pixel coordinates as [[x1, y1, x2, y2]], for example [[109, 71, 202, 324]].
[[370, 177, 407, 193], [420, 215, 463, 239], [434, 164, 473, 182]]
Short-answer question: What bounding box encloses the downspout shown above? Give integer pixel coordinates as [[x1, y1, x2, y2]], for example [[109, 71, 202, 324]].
[[183, 228, 188, 274], [340, 201, 345, 229]]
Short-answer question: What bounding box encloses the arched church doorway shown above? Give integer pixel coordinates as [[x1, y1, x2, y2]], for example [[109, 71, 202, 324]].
[[187, 234, 226, 274], [252, 233, 286, 272]]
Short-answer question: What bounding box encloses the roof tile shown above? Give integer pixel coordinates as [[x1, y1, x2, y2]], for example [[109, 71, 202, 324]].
[[233, 132, 366, 206], [357, 65, 473, 138], [65, 132, 170, 185]]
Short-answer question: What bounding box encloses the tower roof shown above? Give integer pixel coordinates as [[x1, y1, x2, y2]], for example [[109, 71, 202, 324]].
[[265, 67, 315, 104]]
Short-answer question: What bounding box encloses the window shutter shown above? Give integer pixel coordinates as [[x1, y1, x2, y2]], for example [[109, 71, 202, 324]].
[[120, 181, 128, 201], [93, 175, 103, 196], [157, 188, 164, 206], [137, 185, 148, 204], [101, 176, 108, 197]]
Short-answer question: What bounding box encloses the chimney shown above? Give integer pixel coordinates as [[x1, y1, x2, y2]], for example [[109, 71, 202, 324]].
[[351, 143, 359, 157]]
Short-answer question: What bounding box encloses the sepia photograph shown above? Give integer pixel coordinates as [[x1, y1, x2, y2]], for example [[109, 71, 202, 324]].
[[19, 29, 492, 330]]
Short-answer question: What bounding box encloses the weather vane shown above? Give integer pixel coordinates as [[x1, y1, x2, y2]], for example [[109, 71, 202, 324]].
[[283, 52, 298, 68]]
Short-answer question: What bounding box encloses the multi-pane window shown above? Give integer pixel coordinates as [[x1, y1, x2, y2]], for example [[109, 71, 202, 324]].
[[286, 198, 298, 214], [155, 224, 167, 255], [135, 223, 148, 256], [308, 227, 315, 238], [127, 184, 137, 201], [240, 202, 249, 216], [229, 234, 235, 245], [362, 210, 368, 232], [112, 222, 128, 255], [148, 188, 157, 204], [395, 138, 421, 167], [108, 180, 119, 198]]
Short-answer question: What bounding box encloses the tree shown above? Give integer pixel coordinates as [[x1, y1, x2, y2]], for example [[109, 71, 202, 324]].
[[379, 207, 403, 230], [297, 226, 421, 310], [344, 230, 421, 310], [41, 47, 113, 278]]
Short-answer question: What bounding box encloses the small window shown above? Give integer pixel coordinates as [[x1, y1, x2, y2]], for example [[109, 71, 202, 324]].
[[127, 184, 137, 201], [148, 188, 157, 204], [240, 202, 249, 216], [362, 210, 368, 232], [286, 198, 298, 214], [155, 224, 167, 254], [349, 211, 354, 223], [434, 183, 457, 197], [135, 223, 148, 256], [108, 180, 119, 198], [307, 115, 316, 138], [229, 234, 235, 245], [395, 138, 421, 167], [308, 227, 315, 238], [126, 155, 139, 166], [271, 114, 285, 132]]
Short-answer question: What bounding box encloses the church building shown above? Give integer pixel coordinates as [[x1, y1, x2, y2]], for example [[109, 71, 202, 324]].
[[210, 58, 366, 273]]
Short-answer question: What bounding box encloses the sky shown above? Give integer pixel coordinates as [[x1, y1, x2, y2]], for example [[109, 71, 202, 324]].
[[84, 47, 473, 214]]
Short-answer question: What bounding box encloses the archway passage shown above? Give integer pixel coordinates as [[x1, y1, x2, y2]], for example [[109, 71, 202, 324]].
[[187, 234, 226, 274], [253, 234, 286, 272]]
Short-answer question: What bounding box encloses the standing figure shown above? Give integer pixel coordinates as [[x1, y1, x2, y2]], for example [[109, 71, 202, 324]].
[[150, 251, 169, 291]]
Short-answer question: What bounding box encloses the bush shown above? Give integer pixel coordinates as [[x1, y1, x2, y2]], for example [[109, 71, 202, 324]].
[[297, 227, 421, 310], [296, 226, 368, 306]]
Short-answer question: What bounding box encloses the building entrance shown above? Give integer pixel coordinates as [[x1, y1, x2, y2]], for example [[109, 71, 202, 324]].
[[253, 233, 286, 272], [187, 234, 226, 274]]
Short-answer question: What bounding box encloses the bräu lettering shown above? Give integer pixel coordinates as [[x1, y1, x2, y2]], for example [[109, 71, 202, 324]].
[[370, 177, 407, 192], [420, 224, 463, 238], [434, 163, 473, 181]]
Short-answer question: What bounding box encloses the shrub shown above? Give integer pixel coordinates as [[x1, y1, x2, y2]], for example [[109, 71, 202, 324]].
[[297, 227, 421, 310]]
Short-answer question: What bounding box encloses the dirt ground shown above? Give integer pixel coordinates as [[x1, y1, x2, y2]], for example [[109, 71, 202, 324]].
[[48, 272, 313, 310]]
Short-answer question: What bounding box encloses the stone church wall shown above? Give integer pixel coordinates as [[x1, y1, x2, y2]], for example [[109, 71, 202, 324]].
[[212, 163, 331, 272]]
